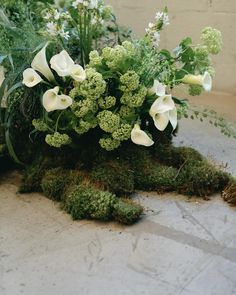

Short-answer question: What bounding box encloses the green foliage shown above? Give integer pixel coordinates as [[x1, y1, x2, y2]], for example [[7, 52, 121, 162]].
[[177, 161, 230, 197], [222, 180, 236, 205], [113, 198, 143, 225], [41, 168, 69, 201], [63, 184, 117, 221], [91, 160, 134, 194]]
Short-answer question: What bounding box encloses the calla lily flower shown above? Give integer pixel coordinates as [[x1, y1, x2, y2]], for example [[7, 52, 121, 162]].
[[149, 80, 166, 96], [131, 124, 154, 147], [42, 87, 73, 112], [70, 64, 86, 82], [182, 71, 212, 91], [55, 94, 73, 110], [149, 95, 177, 131], [42, 86, 60, 112], [149, 94, 175, 117], [50, 50, 75, 77], [22, 68, 42, 88], [31, 44, 55, 82]]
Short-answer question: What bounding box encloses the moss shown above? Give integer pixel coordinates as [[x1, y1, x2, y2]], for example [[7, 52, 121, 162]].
[[63, 184, 117, 221], [154, 144, 204, 168], [177, 161, 230, 197], [135, 164, 178, 192], [91, 160, 134, 194], [222, 180, 236, 205], [41, 168, 69, 201], [113, 198, 143, 225]]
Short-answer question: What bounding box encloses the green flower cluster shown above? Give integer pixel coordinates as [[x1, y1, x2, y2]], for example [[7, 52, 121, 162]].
[[97, 110, 120, 133], [121, 86, 147, 108], [101, 41, 136, 70], [201, 27, 222, 55], [74, 119, 97, 135], [71, 99, 98, 118], [112, 124, 132, 141], [189, 85, 203, 96], [32, 119, 48, 132], [119, 105, 136, 119], [98, 96, 116, 109], [89, 50, 103, 67], [99, 137, 121, 151], [72, 68, 106, 99], [45, 132, 71, 148], [120, 71, 140, 92]]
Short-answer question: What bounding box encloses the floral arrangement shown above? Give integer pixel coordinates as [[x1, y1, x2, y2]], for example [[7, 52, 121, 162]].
[[1, 0, 236, 225], [21, 2, 222, 151]]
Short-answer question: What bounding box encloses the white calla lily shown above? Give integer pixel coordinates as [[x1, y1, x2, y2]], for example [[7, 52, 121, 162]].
[[150, 94, 177, 131], [70, 64, 86, 82], [131, 124, 154, 147], [31, 44, 55, 82], [149, 80, 166, 96], [22, 68, 42, 88], [149, 94, 175, 117], [42, 86, 60, 112], [50, 50, 75, 77], [182, 71, 212, 91], [55, 94, 73, 110]]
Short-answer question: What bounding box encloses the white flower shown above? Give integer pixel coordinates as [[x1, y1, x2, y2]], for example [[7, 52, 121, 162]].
[[50, 50, 74, 77], [43, 86, 60, 112], [42, 86, 73, 112], [155, 12, 170, 26], [149, 95, 177, 131], [70, 64, 86, 82], [131, 124, 154, 147], [88, 0, 98, 9], [0, 66, 5, 87], [31, 44, 55, 82], [46, 22, 58, 36], [56, 94, 73, 110], [59, 27, 70, 40], [72, 0, 83, 8], [44, 12, 52, 20], [149, 80, 167, 97], [54, 10, 61, 20], [182, 71, 212, 91], [153, 32, 161, 47], [22, 68, 43, 88]]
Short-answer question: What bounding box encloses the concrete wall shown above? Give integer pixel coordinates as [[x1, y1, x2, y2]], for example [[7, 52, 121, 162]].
[[105, 0, 236, 95]]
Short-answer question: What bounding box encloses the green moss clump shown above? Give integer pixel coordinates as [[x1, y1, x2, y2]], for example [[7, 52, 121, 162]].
[[91, 160, 134, 194], [177, 161, 230, 196], [135, 164, 178, 192], [155, 145, 204, 168], [62, 184, 144, 224], [222, 180, 236, 204], [113, 198, 143, 225], [41, 168, 69, 201], [63, 184, 117, 221]]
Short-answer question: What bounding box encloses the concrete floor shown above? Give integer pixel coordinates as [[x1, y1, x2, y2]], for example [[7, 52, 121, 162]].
[[0, 92, 236, 295]]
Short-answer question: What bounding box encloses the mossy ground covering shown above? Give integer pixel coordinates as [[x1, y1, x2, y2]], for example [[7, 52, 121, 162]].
[[18, 142, 235, 225]]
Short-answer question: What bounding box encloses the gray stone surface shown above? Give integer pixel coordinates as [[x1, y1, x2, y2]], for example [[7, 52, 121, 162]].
[[0, 110, 236, 295]]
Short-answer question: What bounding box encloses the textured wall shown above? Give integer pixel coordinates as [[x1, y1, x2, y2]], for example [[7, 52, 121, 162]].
[[105, 0, 236, 94]]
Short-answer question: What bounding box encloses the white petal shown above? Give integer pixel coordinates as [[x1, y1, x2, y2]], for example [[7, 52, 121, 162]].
[[169, 107, 178, 130], [149, 80, 166, 96], [31, 44, 55, 82], [70, 64, 86, 82], [153, 112, 170, 131], [149, 94, 175, 117], [202, 71, 212, 91], [42, 86, 59, 112], [131, 124, 154, 147], [50, 50, 75, 77], [22, 68, 42, 88], [54, 94, 73, 110]]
